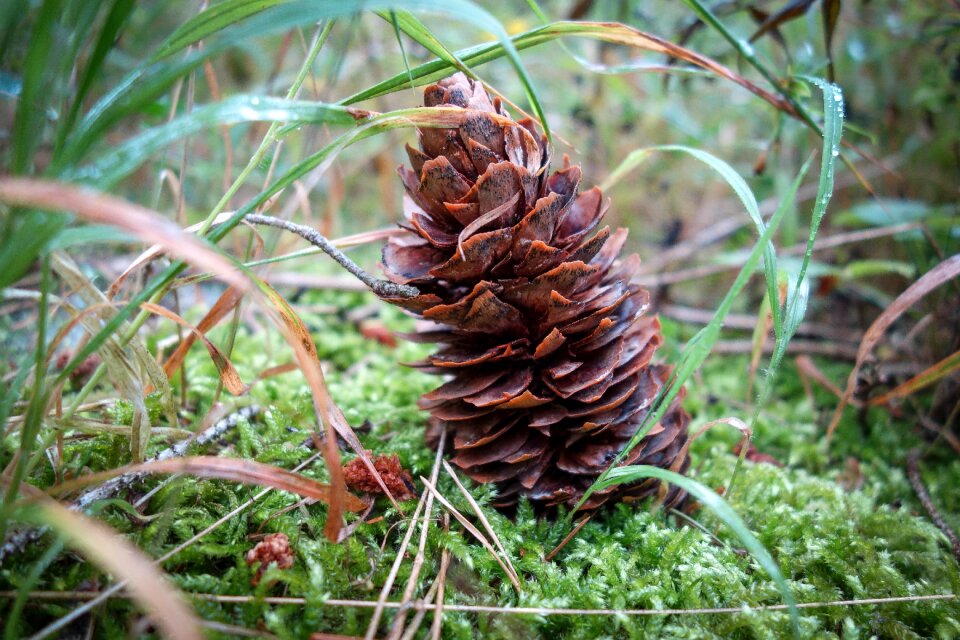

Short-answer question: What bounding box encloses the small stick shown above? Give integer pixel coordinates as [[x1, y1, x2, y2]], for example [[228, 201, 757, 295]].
[[907, 448, 960, 563], [243, 214, 418, 299], [73, 405, 261, 511], [0, 406, 260, 566]]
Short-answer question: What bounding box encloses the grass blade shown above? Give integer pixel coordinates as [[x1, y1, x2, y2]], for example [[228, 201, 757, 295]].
[[47, 456, 366, 512], [71, 96, 373, 188], [586, 465, 800, 637], [22, 497, 203, 640], [574, 153, 814, 512], [826, 255, 960, 442], [602, 144, 782, 335]]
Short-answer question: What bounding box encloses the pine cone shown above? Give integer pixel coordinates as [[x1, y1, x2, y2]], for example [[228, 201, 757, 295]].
[[381, 74, 690, 510]]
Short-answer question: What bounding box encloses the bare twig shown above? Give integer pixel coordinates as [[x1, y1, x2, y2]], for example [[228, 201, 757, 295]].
[[907, 449, 960, 563], [0, 406, 260, 567], [243, 214, 418, 298], [74, 405, 260, 511], [24, 449, 326, 640]]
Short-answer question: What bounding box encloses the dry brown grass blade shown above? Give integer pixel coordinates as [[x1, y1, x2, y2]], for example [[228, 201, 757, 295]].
[[141, 302, 247, 395], [826, 255, 960, 443], [365, 491, 429, 640], [6, 589, 957, 616], [419, 476, 522, 592], [868, 349, 960, 407], [254, 278, 397, 540], [29, 496, 203, 640], [47, 455, 366, 512], [545, 514, 592, 561], [0, 178, 248, 293], [27, 450, 326, 639], [794, 355, 851, 402], [161, 285, 244, 381], [382, 430, 447, 640], [579, 22, 795, 116], [440, 460, 518, 584]]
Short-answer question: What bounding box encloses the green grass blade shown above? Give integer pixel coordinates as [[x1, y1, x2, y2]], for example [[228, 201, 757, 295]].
[[54, 0, 136, 155], [767, 78, 843, 375], [586, 465, 800, 638], [602, 144, 782, 335], [152, 0, 548, 139], [379, 10, 476, 82], [574, 155, 814, 515], [151, 0, 289, 58], [10, 0, 61, 174], [69, 96, 372, 188]]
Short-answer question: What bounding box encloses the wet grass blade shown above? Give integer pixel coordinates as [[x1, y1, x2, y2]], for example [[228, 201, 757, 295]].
[[152, 0, 548, 138], [574, 153, 814, 513], [602, 144, 782, 336], [71, 96, 372, 188], [343, 20, 793, 117], [585, 465, 800, 638]]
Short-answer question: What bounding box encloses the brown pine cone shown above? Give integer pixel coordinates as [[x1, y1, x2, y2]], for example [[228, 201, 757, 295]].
[[381, 73, 690, 510]]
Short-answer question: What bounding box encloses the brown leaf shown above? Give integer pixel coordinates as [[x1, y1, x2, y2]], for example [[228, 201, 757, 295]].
[[827, 255, 960, 443]]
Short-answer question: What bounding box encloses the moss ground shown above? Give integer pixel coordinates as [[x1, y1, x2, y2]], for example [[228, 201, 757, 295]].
[[2, 290, 959, 639]]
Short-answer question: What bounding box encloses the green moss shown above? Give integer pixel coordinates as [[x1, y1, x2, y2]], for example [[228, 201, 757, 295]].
[[2, 291, 958, 638]]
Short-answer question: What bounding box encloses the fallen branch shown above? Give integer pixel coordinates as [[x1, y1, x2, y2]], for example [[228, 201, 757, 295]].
[[243, 214, 418, 299], [0, 405, 260, 566]]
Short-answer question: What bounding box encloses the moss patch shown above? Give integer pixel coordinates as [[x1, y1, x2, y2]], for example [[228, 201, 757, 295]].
[[2, 291, 958, 638]]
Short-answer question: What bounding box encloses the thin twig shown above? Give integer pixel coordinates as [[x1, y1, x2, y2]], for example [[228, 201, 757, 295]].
[[26, 450, 324, 640], [73, 405, 260, 511], [907, 448, 960, 563], [6, 590, 956, 616], [243, 214, 418, 298], [0, 406, 260, 567]]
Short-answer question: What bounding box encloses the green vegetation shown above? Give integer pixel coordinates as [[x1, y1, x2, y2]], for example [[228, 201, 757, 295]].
[[1, 1, 958, 638]]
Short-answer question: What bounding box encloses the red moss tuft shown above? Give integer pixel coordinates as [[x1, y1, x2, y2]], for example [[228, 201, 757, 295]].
[[245, 532, 295, 585], [342, 453, 416, 501]]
